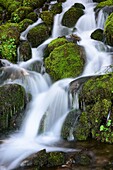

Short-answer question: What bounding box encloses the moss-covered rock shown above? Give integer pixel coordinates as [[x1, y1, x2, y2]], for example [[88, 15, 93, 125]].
[[91, 29, 104, 42], [0, 23, 20, 62], [50, 2, 62, 15], [27, 12, 38, 22], [62, 7, 84, 28], [23, 0, 47, 9], [27, 23, 50, 48], [75, 73, 113, 143], [96, 0, 113, 9], [104, 13, 113, 46], [11, 6, 33, 23], [45, 40, 84, 81], [47, 37, 68, 53], [0, 84, 27, 134], [19, 41, 31, 61], [40, 11, 54, 26], [19, 19, 34, 32]]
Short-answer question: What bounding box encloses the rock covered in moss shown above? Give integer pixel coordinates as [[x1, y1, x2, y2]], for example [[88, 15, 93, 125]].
[[47, 37, 68, 53], [104, 13, 113, 46], [75, 73, 113, 143], [62, 6, 84, 28], [50, 2, 62, 15], [19, 19, 34, 32], [27, 12, 38, 22], [11, 6, 33, 23], [45, 39, 84, 81], [0, 84, 27, 134], [40, 11, 54, 26], [27, 23, 50, 48], [91, 29, 104, 42], [73, 3, 85, 10], [96, 0, 113, 9], [23, 0, 47, 9]]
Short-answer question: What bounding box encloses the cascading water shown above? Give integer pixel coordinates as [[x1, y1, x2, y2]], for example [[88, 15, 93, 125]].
[[0, 0, 113, 169]]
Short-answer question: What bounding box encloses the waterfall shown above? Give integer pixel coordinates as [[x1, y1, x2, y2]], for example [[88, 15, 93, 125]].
[[0, 0, 113, 169]]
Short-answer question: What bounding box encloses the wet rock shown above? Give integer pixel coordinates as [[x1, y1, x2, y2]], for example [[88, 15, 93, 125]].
[[0, 84, 28, 134], [19, 41, 32, 61], [91, 29, 104, 42], [19, 19, 34, 32], [40, 11, 54, 26]]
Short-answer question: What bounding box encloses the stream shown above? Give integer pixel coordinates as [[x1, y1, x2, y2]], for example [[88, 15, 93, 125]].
[[0, 0, 113, 169]]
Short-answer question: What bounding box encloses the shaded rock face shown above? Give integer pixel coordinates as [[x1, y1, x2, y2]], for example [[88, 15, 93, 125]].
[[73, 73, 113, 143], [91, 29, 104, 42], [0, 84, 28, 134], [19, 41, 32, 61]]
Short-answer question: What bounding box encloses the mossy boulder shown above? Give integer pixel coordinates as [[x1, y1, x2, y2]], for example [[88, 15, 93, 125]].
[[19, 41, 31, 61], [0, 84, 27, 134], [27, 12, 38, 22], [74, 73, 113, 143], [91, 29, 104, 42], [50, 2, 62, 15], [19, 19, 34, 32], [40, 11, 54, 26], [62, 7, 84, 28], [23, 0, 47, 9], [0, 23, 20, 62], [104, 13, 113, 46], [11, 6, 33, 23], [27, 23, 50, 48], [45, 39, 85, 81]]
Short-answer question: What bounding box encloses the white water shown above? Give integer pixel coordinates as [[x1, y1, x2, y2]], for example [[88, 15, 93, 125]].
[[0, 0, 113, 169]]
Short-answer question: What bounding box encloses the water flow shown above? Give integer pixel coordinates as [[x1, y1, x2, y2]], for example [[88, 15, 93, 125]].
[[0, 0, 113, 169]]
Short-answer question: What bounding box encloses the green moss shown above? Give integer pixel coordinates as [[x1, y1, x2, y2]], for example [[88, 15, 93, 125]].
[[40, 11, 54, 26], [45, 42, 84, 81], [96, 0, 113, 9], [104, 13, 113, 46], [47, 37, 68, 53], [27, 23, 50, 48], [50, 3, 62, 15], [62, 7, 84, 28], [27, 12, 38, 22], [48, 152, 65, 166], [23, 0, 47, 9], [19, 19, 34, 32], [11, 6, 33, 23]]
